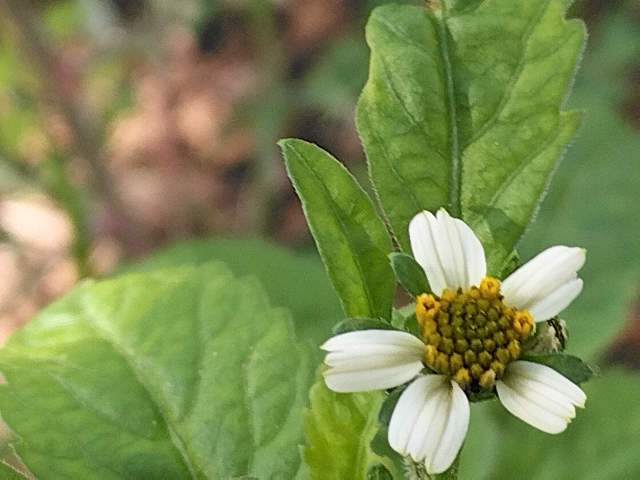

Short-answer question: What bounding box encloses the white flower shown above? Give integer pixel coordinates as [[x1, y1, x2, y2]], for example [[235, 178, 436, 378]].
[[322, 209, 587, 474]]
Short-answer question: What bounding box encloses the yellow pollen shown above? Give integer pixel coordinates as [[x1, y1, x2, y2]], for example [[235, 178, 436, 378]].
[[507, 340, 521, 358], [450, 353, 464, 373], [425, 345, 438, 365], [453, 368, 471, 388], [422, 319, 438, 338], [479, 369, 496, 389], [417, 279, 531, 391], [435, 352, 450, 372], [440, 289, 456, 302], [479, 277, 501, 300], [513, 310, 534, 337], [470, 363, 484, 378], [416, 294, 440, 326], [490, 360, 505, 376]]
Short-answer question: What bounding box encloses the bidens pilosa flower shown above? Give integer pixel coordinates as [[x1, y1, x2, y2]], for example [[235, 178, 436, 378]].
[[322, 209, 587, 474]]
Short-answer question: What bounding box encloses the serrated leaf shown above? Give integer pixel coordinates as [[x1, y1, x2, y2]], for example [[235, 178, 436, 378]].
[[389, 252, 430, 297], [333, 317, 395, 335], [280, 138, 395, 320], [0, 264, 313, 478], [120, 237, 343, 348], [517, 10, 640, 359], [520, 352, 597, 384], [377, 387, 406, 427], [357, 1, 584, 274], [303, 377, 393, 478]]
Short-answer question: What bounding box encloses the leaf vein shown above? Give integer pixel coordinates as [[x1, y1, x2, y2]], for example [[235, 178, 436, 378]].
[[463, 0, 553, 148]]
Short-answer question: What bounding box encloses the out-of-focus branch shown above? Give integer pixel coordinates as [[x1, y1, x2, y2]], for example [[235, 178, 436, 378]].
[[244, 0, 288, 236], [0, 0, 144, 260]]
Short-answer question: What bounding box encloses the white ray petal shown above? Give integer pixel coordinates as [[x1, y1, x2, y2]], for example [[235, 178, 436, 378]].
[[453, 215, 486, 289], [409, 211, 448, 295], [388, 376, 469, 474], [497, 361, 586, 434], [436, 209, 469, 291], [508, 361, 586, 406], [497, 380, 568, 433], [409, 210, 482, 294], [502, 377, 577, 419], [501, 246, 585, 314], [325, 344, 425, 370], [428, 381, 469, 474], [321, 329, 426, 351], [408, 380, 448, 461], [322, 330, 426, 392], [388, 375, 446, 453], [528, 278, 584, 321], [324, 363, 424, 392]]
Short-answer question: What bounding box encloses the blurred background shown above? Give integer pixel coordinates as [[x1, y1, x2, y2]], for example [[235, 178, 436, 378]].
[[0, 0, 638, 360]]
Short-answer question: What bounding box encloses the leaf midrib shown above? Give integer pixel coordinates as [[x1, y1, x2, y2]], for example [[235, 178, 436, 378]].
[[289, 144, 384, 319], [435, 4, 461, 218], [79, 293, 198, 477]]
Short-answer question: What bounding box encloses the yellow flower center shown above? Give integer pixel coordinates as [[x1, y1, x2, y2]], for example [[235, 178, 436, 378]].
[[415, 277, 533, 390]]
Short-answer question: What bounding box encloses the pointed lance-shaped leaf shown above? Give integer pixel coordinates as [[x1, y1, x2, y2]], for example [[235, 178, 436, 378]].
[[280, 138, 395, 319], [389, 252, 430, 297]]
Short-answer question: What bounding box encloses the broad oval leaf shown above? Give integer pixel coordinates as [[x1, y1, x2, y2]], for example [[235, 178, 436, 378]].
[[357, 1, 584, 274], [280, 138, 395, 320], [0, 264, 313, 478]]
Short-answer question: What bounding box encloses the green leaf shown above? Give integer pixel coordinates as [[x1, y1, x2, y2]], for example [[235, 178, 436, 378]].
[[366, 462, 394, 479], [0, 264, 313, 478], [280, 138, 395, 319], [303, 376, 393, 478], [357, 1, 584, 274], [389, 252, 429, 297], [333, 317, 395, 335], [369, 427, 404, 477], [377, 387, 406, 427], [121, 237, 343, 347], [520, 352, 597, 384]]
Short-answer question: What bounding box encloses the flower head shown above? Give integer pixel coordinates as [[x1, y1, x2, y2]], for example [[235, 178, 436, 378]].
[[322, 209, 587, 474]]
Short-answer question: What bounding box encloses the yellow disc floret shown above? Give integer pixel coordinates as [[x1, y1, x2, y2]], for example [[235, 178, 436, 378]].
[[416, 277, 534, 391]]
